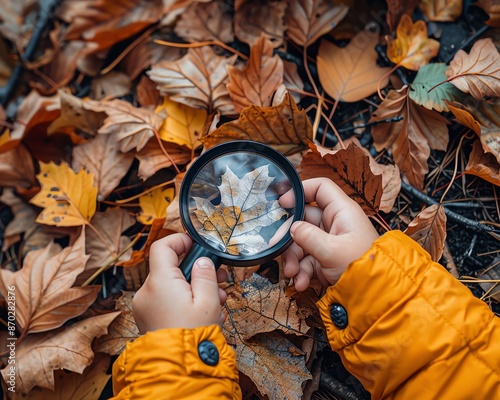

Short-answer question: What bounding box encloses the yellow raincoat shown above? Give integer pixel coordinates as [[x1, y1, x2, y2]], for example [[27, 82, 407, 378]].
[[112, 231, 500, 399]]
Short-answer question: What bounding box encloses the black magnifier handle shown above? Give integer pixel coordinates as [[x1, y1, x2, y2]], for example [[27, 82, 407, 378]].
[[179, 242, 222, 282]]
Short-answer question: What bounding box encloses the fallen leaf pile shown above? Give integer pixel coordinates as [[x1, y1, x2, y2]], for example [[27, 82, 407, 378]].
[[0, 1, 499, 399]]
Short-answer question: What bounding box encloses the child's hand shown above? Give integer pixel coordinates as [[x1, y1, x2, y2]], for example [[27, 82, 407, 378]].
[[282, 178, 379, 291], [132, 233, 228, 333]]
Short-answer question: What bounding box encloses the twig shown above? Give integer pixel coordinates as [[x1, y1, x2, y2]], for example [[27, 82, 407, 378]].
[[401, 181, 495, 232]]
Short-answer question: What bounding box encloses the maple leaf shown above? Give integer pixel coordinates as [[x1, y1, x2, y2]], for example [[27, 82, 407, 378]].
[[0, 233, 100, 334], [405, 204, 447, 262], [386, 14, 440, 71], [0, 312, 119, 393], [317, 29, 391, 102], [445, 38, 500, 100], [138, 187, 175, 225], [148, 46, 237, 115], [0, 189, 37, 251], [227, 34, 284, 112], [201, 92, 312, 155], [193, 165, 288, 255], [0, 144, 36, 188], [300, 142, 384, 215], [465, 140, 500, 187], [419, 0, 462, 22], [287, 0, 348, 47], [369, 87, 449, 188], [30, 161, 98, 226]]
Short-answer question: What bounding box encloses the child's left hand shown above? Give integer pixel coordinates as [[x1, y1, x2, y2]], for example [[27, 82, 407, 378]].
[[132, 233, 228, 333]]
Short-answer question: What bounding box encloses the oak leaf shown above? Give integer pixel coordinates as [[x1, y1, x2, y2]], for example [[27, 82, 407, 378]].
[[193, 166, 288, 255], [200, 92, 312, 155], [405, 204, 447, 262], [445, 38, 500, 100], [465, 140, 500, 187], [0, 312, 119, 393], [0, 233, 100, 334], [138, 187, 175, 225], [419, 0, 462, 22], [227, 34, 284, 112], [317, 29, 391, 102], [287, 0, 348, 47], [148, 46, 237, 115], [369, 87, 449, 188], [0, 144, 36, 188], [386, 14, 440, 71]]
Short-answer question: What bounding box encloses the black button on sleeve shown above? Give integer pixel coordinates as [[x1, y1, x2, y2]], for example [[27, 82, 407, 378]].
[[330, 303, 348, 329], [198, 340, 219, 366]]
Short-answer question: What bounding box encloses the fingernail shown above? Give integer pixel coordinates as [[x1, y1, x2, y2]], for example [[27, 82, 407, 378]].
[[290, 221, 302, 237], [196, 257, 214, 269]]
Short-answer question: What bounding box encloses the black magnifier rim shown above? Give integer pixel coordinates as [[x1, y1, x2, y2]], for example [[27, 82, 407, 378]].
[[179, 140, 305, 267]]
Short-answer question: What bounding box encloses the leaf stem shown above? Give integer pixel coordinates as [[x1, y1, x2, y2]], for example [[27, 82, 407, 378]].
[[115, 179, 174, 203], [85, 221, 115, 255]]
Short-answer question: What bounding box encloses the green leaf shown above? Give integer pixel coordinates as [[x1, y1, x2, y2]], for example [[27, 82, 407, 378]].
[[409, 63, 464, 112]]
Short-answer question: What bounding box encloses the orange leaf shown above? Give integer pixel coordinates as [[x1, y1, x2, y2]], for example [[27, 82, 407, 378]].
[[317, 28, 391, 102], [419, 0, 462, 22], [446, 100, 481, 135], [137, 187, 175, 225], [386, 14, 440, 70], [465, 140, 500, 187], [227, 34, 284, 112], [0, 144, 36, 188], [477, 0, 500, 27], [405, 204, 447, 262]]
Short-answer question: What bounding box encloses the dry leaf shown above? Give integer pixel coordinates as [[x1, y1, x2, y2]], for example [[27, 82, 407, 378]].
[[30, 161, 97, 226], [0, 1, 37, 48], [385, 0, 419, 32], [386, 14, 440, 71], [445, 38, 500, 100], [283, 60, 304, 103], [317, 29, 391, 102], [369, 87, 449, 188], [193, 165, 288, 255], [287, 0, 349, 46], [72, 132, 134, 200], [201, 93, 312, 155], [138, 187, 175, 225], [227, 34, 284, 112], [91, 71, 132, 100], [477, 0, 500, 27], [94, 292, 140, 355], [0, 312, 119, 393], [465, 140, 500, 186], [0, 144, 36, 188], [419, 0, 462, 22], [405, 204, 447, 262], [148, 46, 237, 115], [0, 233, 100, 334], [445, 100, 482, 135]]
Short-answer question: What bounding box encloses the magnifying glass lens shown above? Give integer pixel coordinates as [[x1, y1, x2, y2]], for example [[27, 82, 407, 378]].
[[187, 152, 296, 256]]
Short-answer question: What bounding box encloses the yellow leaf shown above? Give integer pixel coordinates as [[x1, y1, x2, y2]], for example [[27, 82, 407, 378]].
[[137, 187, 175, 225], [156, 97, 207, 150], [386, 14, 440, 71], [30, 161, 98, 226]]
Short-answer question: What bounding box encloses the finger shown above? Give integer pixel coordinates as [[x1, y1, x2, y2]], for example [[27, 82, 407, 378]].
[[219, 288, 227, 305], [191, 257, 220, 307], [303, 204, 323, 226], [290, 221, 340, 267], [217, 267, 228, 284], [279, 188, 296, 208], [302, 178, 356, 214], [282, 241, 304, 278], [293, 255, 315, 291], [149, 233, 193, 279]]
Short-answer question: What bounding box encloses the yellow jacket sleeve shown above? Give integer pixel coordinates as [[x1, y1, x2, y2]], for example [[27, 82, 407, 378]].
[[111, 324, 241, 400], [317, 230, 500, 399]]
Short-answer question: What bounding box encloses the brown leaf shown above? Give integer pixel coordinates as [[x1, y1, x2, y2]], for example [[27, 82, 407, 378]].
[[300, 142, 383, 215], [0, 144, 36, 188], [317, 28, 391, 102], [227, 34, 284, 112], [405, 204, 447, 262], [0, 1, 37, 48], [90, 71, 132, 100], [419, 0, 462, 22], [287, 0, 348, 47], [283, 60, 304, 103], [369, 87, 449, 188], [386, 14, 440, 71], [234, 0, 287, 48], [465, 140, 500, 187], [72, 132, 135, 200], [445, 100, 482, 135], [0, 233, 100, 334], [224, 274, 310, 340], [385, 0, 419, 32], [0, 313, 119, 393], [174, 1, 234, 43], [477, 0, 500, 27], [94, 292, 140, 355], [201, 92, 312, 155], [445, 38, 500, 100], [148, 46, 237, 115]]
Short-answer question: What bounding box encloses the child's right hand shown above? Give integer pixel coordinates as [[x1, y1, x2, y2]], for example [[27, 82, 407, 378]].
[[282, 178, 379, 291]]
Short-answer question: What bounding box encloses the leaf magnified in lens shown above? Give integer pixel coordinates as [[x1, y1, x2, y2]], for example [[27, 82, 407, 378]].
[[193, 165, 289, 255]]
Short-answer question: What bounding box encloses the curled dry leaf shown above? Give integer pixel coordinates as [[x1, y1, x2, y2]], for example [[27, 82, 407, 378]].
[[30, 161, 98, 226], [0, 189, 37, 251], [386, 14, 440, 71], [227, 34, 284, 112], [465, 140, 500, 187], [477, 0, 500, 27], [0, 312, 119, 393], [445, 38, 500, 100], [300, 142, 383, 215], [0, 144, 36, 188], [287, 0, 348, 47], [0, 233, 100, 334], [201, 92, 312, 155], [148, 46, 237, 115], [317, 28, 391, 102], [138, 187, 175, 225], [419, 0, 462, 22], [405, 204, 447, 262]]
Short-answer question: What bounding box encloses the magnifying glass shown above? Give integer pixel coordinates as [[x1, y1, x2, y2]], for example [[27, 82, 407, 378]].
[[179, 140, 305, 281]]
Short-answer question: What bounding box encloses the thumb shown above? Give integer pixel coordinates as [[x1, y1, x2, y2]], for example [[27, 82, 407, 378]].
[[190, 258, 220, 306], [291, 221, 338, 266]]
